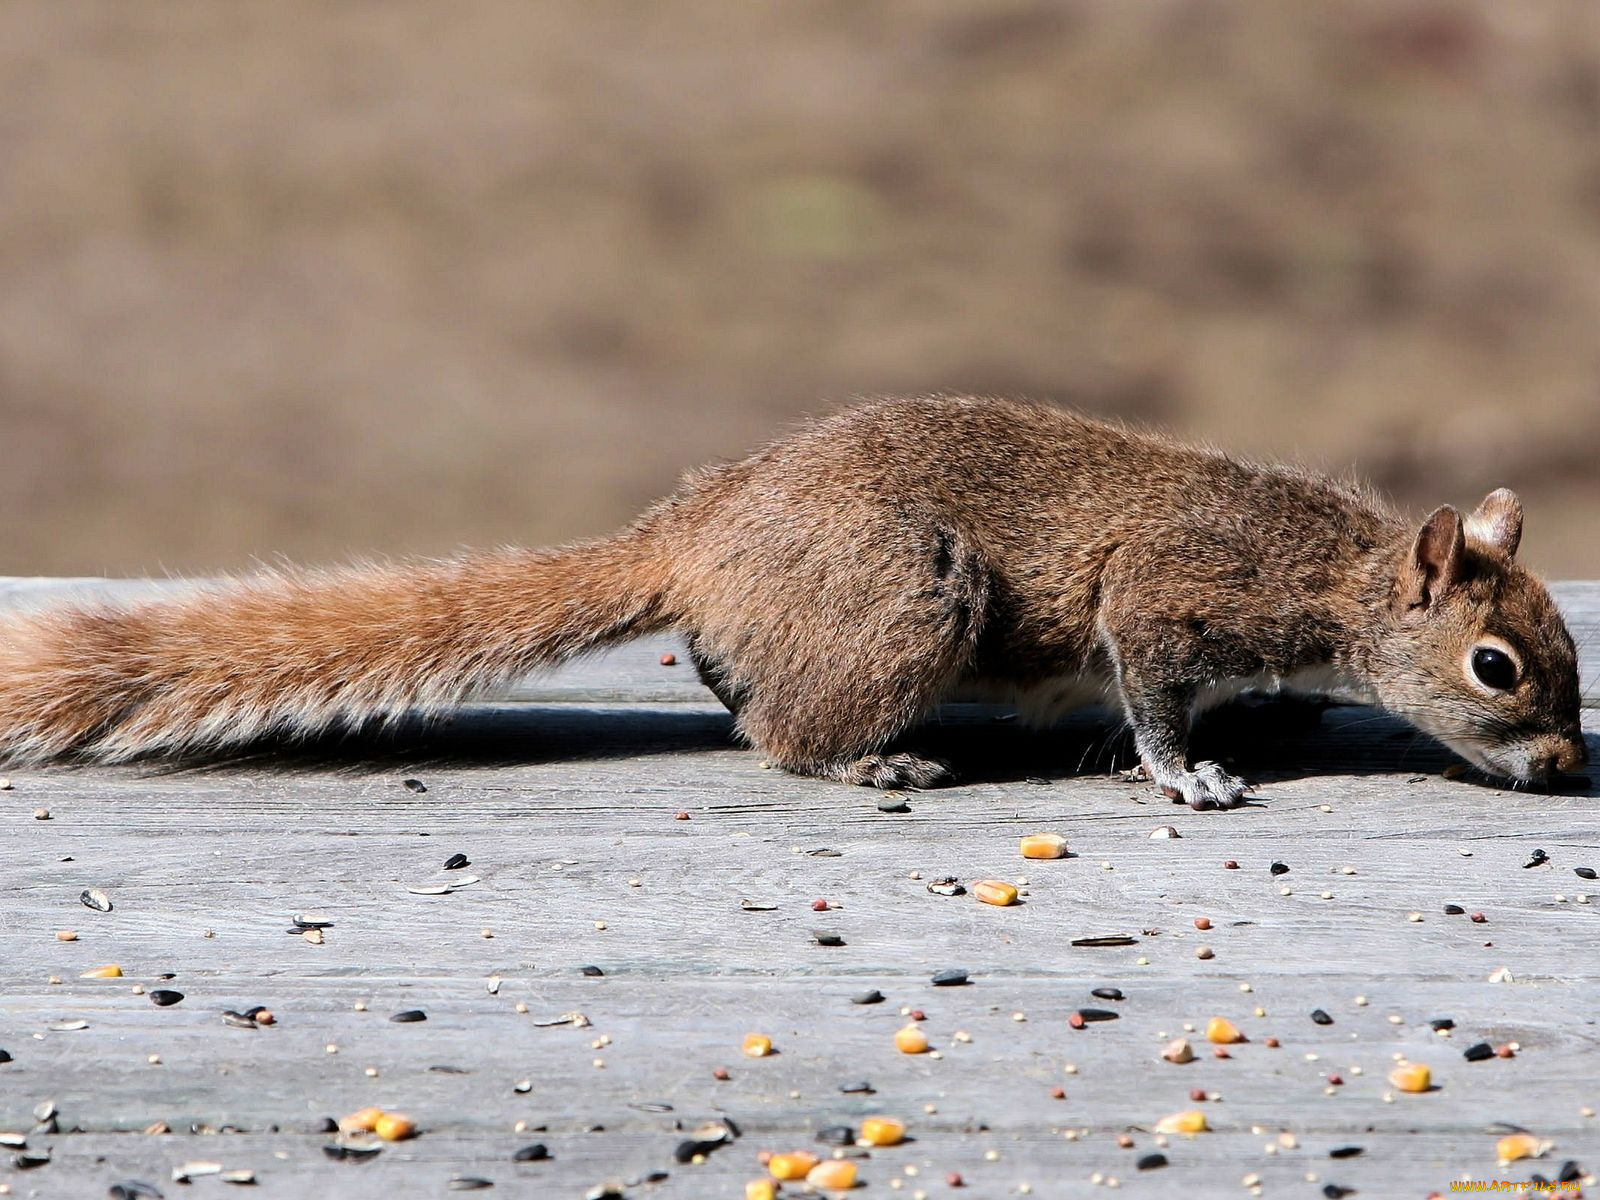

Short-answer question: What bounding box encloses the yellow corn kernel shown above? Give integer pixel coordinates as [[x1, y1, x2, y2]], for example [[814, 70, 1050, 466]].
[[745, 1181, 778, 1200], [373, 1111, 417, 1141], [1388, 1062, 1432, 1093], [742, 1033, 774, 1057], [973, 879, 1019, 906], [768, 1151, 819, 1180], [1205, 1017, 1245, 1044], [80, 964, 123, 979], [338, 1106, 384, 1133], [893, 1024, 930, 1054], [1019, 833, 1069, 860], [806, 1159, 858, 1189], [1496, 1133, 1544, 1163], [859, 1115, 906, 1146], [1155, 1109, 1209, 1134]]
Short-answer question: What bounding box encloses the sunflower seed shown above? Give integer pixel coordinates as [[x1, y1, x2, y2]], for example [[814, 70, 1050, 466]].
[[0, 1133, 24, 1148], [407, 875, 480, 895], [838, 1080, 874, 1094], [402, 778, 427, 793], [292, 913, 334, 929], [149, 990, 184, 1007], [1091, 987, 1125, 1001], [1329, 1146, 1364, 1158], [738, 899, 777, 911], [813, 932, 845, 947], [1464, 1042, 1495, 1061], [110, 1183, 165, 1200], [931, 969, 969, 986], [221, 1011, 258, 1030], [448, 1178, 494, 1191], [1311, 1009, 1333, 1025], [220, 1171, 256, 1185], [512, 1143, 550, 1162], [876, 797, 910, 813], [1575, 867, 1597, 880], [816, 1125, 854, 1146], [1524, 848, 1549, 868], [50, 1020, 89, 1031], [926, 877, 965, 897], [81, 889, 113, 912], [32, 1102, 54, 1123], [171, 1161, 222, 1182], [1071, 934, 1137, 947], [444, 853, 470, 870], [13, 1149, 50, 1169], [389, 1009, 427, 1023], [850, 990, 884, 1005], [1136, 1152, 1168, 1171], [580, 965, 604, 977]]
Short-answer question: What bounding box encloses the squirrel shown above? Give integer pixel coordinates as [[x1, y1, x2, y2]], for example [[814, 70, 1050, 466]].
[[0, 395, 1585, 807]]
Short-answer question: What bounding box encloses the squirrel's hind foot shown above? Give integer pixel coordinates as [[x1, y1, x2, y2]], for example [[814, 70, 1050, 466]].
[[830, 752, 954, 790]]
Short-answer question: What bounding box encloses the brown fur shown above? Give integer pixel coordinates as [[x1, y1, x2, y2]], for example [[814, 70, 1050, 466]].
[[0, 396, 1584, 802]]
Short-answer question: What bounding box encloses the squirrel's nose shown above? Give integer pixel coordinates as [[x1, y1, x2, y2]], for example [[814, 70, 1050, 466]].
[[1555, 737, 1588, 774]]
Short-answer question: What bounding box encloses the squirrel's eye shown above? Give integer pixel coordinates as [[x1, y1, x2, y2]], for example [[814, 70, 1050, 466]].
[[1470, 646, 1518, 691]]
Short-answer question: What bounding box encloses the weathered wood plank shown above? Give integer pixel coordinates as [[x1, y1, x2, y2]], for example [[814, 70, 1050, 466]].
[[0, 578, 1597, 1198]]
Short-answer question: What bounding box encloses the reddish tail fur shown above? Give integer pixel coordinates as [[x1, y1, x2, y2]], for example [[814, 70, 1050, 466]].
[[0, 533, 670, 762]]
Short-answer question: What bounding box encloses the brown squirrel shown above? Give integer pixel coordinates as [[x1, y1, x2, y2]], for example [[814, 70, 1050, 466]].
[[0, 396, 1585, 806]]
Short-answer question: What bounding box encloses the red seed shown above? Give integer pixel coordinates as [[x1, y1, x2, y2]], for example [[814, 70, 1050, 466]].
[[812, 899, 829, 912], [1223, 860, 1240, 870], [712, 1066, 730, 1081], [1470, 912, 1487, 923], [675, 811, 690, 821], [1194, 917, 1212, 930], [947, 1173, 964, 1188], [1049, 1086, 1066, 1100], [1264, 1037, 1280, 1048], [1068, 1012, 1086, 1030], [1494, 1044, 1515, 1058], [1189, 1088, 1207, 1102], [1327, 1074, 1343, 1086], [1212, 1047, 1231, 1059], [659, 653, 677, 666], [909, 1009, 925, 1022], [1116, 1134, 1134, 1148]]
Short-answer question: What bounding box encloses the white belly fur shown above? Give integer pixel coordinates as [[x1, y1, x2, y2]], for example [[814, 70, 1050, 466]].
[[953, 664, 1372, 729]]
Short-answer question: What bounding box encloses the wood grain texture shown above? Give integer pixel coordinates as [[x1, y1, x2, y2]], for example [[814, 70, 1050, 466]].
[[0, 579, 1596, 1198]]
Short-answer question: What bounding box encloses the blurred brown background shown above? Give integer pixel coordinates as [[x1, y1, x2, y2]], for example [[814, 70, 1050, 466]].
[[2, 0, 1597, 578]]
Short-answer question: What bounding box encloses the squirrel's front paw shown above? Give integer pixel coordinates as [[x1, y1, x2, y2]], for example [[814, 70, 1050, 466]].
[[1157, 761, 1252, 811]]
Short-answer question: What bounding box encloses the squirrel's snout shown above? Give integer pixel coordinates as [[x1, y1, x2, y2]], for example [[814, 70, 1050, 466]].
[[1528, 736, 1588, 779]]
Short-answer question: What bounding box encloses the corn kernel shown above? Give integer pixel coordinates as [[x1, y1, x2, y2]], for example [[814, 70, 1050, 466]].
[[339, 1107, 384, 1133], [373, 1112, 417, 1141], [1496, 1133, 1544, 1163], [1155, 1109, 1208, 1134], [742, 1033, 774, 1057], [1388, 1063, 1431, 1093], [807, 1159, 858, 1189], [769, 1151, 819, 1180], [973, 880, 1019, 906], [1019, 833, 1069, 860], [894, 1025, 930, 1054], [80, 964, 123, 979], [745, 1181, 778, 1200], [860, 1115, 906, 1146], [1205, 1017, 1245, 1044]]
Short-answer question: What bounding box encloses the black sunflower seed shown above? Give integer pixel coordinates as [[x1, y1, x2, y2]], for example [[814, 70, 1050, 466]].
[[1559, 1162, 1582, 1183], [512, 1143, 550, 1162], [444, 853, 470, 870], [1269, 861, 1290, 876], [1575, 867, 1597, 880], [1090, 987, 1125, 1001], [813, 932, 845, 947], [1136, 1152, 1167, 1170], [851, 990, 884, 1005], [931, 969, 968, 986], [1077, 1008, 1119, 1023], [1463, 1042, 1494, 1061], [389, 1009, 427, 1023], [402, 778, 427, 793], [838, 1080, 874, 1094], [1443, 904, 1465, 915], [816, 1126, 854, 1146], [109, 1182, 166, 1200], [1429, 1018, 1455, 1031], [580, 965, 605, 977], [448, 1179, 494, 1192], [0, 1049, 11, 1064], [1329, 1146, 1364, 1158], [1323, 1186, 1356, 1199], [149, 990, 184, 1007], [1310, 1009, 1333, 1025], [1523, 848, 1549, 868], [222, 1011, 258, 1029]]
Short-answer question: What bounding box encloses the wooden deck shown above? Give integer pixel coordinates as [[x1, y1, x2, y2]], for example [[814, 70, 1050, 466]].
[[2, 579, 1597, 1199]]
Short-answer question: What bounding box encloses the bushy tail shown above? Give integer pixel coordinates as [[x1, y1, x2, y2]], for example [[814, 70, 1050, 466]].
[[0, 534, 672, 763]]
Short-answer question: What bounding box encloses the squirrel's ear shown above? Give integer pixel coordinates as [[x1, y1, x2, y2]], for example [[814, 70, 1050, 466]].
[[1464, 487, 1522, 558], [1397, 505, 1465, 609]]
